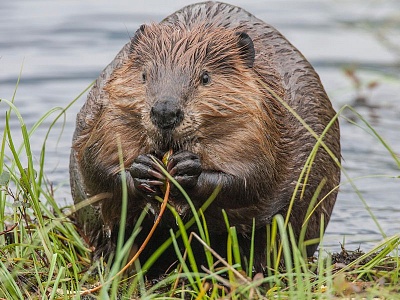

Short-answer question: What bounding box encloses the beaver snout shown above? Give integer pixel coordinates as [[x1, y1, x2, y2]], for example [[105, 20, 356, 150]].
[[150, 97, 184, 130]]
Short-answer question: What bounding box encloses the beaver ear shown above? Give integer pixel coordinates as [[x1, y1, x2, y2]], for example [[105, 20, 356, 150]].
[[130, 24, 146, 51], [235, 32, 255, 68]]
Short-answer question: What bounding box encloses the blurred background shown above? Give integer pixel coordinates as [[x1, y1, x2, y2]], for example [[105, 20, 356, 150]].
[[1, 0, 399, 252]]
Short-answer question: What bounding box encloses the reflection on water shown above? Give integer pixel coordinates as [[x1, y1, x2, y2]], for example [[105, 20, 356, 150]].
[[1, 0, 399, 252]]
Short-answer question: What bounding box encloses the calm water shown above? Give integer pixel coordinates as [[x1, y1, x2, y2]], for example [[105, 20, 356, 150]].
[[1, 0, 399, 252]]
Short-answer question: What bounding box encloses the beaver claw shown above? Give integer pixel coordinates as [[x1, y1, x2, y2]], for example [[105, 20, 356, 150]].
[[167, 151, 202, 189], [130, 154, 165, 193]]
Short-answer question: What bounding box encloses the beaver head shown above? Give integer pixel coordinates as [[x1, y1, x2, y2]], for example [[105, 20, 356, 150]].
[[99, 23, 284, 179]]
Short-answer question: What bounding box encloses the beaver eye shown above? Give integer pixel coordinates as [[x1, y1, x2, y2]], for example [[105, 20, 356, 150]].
[[141, 72, 147, 83], [201, 71, 211, 85]]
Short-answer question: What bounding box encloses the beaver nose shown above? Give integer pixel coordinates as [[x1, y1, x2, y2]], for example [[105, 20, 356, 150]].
[[150, 97, 184, 130]]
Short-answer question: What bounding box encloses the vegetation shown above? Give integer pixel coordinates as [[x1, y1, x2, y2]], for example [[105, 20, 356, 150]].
[[0, 81, 399, 299]]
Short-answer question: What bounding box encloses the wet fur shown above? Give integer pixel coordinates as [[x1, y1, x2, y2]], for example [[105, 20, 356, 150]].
[[70, 1, 340, 276]]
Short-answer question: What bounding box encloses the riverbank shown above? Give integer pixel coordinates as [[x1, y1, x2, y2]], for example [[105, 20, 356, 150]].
[[1, 94, 399, 299]]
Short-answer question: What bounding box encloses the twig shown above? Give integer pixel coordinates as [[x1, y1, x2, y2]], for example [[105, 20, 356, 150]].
[[0, 222, 18, 236]]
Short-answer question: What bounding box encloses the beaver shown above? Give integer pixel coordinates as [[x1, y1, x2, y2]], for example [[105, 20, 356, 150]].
[[70, 1, 340, 275]]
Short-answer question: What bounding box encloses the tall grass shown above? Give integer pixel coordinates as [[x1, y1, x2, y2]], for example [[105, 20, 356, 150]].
[[0, 82, 92, 299], [1, 83, 399, 299]]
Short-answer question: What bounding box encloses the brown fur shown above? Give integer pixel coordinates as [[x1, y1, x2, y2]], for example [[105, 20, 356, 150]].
[[70, 1, 340, 276]]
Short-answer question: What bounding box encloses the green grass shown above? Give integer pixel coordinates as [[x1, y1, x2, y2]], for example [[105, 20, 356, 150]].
[[1, 83, 399, 299]]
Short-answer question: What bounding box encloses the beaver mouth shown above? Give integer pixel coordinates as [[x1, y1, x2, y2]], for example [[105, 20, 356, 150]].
[[151, 128, 175, 153], [151, 128, 197, 155]]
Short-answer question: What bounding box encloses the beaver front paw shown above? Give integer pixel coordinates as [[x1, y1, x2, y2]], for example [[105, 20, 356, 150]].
[[167, 151, 202, 190], [129, 154, 165, 195], [130, 151, 202, 198]]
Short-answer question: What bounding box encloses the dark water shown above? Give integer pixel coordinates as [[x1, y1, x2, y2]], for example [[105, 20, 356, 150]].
[[1, 0, 399, 252]]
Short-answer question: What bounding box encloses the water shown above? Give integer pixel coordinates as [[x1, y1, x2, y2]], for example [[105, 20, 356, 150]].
[[1, 0, 399, 252]]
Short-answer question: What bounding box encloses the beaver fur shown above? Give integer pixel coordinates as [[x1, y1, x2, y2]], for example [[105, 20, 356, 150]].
[[70, 1, 340, 276]]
